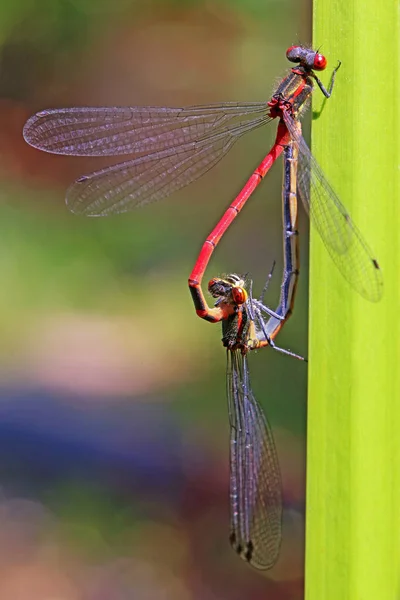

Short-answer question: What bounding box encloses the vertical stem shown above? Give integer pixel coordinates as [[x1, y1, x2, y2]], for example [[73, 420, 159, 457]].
[[306, 1, 400, 598]]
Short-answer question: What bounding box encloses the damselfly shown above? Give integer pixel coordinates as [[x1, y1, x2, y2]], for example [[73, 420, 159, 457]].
[[23, 46, 383, 309], [207, 129, 302, 569]]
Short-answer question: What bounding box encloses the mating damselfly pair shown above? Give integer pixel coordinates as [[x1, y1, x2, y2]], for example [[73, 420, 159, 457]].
[[23, 45, 382, 570]]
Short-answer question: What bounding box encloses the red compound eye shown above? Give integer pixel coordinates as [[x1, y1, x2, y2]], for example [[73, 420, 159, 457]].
[[286, 45, 299, 56], [313, 53, 327, 71], [232, 286, 247, 305], [208, 278, 219, 288]]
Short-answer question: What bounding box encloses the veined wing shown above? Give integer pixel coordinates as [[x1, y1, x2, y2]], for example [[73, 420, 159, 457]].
[[23, 103, 269, 156], [65, 127, 243, 215], [283, 110, 383, 303], [227, 350, 282, 570], [24, 104, 271, 216]]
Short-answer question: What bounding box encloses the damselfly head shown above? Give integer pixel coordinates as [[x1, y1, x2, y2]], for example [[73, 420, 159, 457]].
[[286, 46, 327, 72], [208, 275, 249, 306], [208, 277, 231, 299]]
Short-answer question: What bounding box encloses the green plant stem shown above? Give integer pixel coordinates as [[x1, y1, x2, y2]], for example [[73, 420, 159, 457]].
[[306, 1, 400, 598]]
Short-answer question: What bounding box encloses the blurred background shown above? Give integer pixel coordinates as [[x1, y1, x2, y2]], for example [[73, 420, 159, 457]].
[[0, 0, 312, 598]]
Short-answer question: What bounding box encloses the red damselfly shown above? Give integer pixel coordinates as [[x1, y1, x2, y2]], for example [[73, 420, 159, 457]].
[[23, 46, 383, 311]]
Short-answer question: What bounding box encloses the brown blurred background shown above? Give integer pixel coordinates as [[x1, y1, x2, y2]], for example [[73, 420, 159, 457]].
[[0, 0, 312, 598]]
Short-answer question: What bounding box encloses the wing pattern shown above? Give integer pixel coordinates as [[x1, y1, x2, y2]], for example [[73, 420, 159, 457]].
[[227, 350, 282, 569]]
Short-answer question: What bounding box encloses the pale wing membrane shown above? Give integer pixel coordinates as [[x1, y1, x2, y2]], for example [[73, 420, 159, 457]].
[[23, 103, 269, 156], [283, 111, 383, 302], [66, 124, 255, 215], [24, 105, 270, 216], [227, 351, 281, 570]]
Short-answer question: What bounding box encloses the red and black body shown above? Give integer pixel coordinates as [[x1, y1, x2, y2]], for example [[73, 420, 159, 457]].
[[188, 46, 341, 321]]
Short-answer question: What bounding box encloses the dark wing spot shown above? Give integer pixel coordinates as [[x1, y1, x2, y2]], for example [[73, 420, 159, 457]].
[[244, 540, 254, 562]]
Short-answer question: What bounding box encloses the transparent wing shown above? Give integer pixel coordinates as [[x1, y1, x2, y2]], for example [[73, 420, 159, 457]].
[[23, 104, 271, 216], [66, 130, 240, 215], [283, 111, 383, 303], [227, 350, 282, 570], [23, 103, 269, 156]]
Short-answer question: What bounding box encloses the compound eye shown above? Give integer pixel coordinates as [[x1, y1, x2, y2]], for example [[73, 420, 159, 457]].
[[208, 277, 224, 298], [313, 53, 327, 71], [208, 277, 219, 289], [286, 45, 301, 62], [232, 286, 247, 305]]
